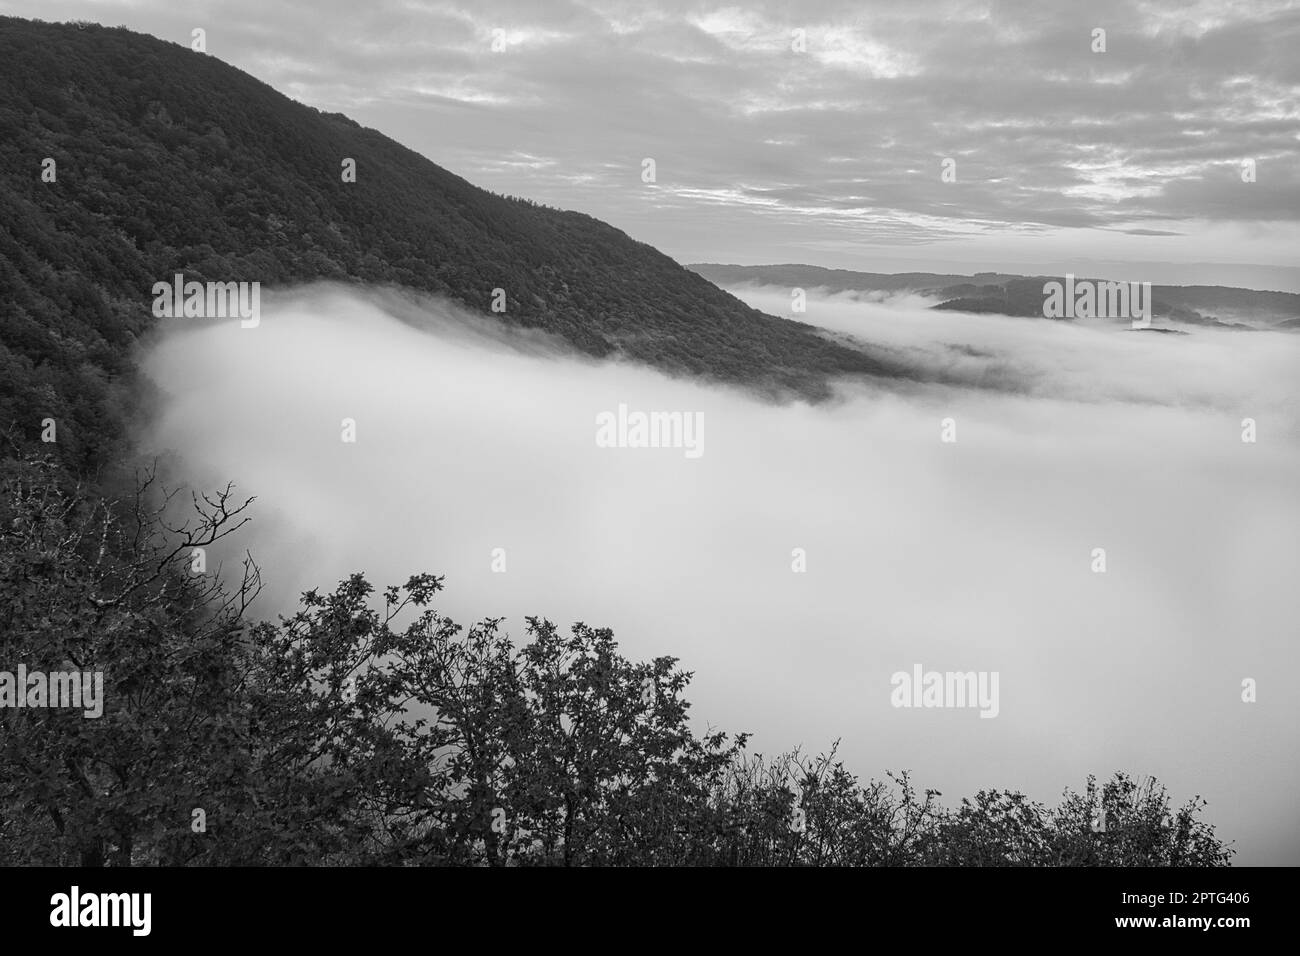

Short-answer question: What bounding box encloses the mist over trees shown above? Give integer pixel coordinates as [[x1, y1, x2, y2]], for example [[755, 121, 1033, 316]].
[[0, 457, 1232, 866], [0, 18, 1235, 867]]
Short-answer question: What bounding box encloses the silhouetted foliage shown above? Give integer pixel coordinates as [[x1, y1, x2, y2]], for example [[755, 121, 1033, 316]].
[[0, 461, 1233, 866]]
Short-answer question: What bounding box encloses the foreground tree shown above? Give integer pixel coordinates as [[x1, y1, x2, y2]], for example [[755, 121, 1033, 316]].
[[0, 455, 258, 865], [0, 460, 1234, 866]]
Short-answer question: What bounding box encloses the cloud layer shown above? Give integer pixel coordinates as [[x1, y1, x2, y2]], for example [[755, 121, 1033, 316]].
[[140, 284, 1300, 864]]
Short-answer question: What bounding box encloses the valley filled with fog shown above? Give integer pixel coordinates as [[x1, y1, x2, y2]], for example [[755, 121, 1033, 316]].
[[140, 283, 1300, 864]]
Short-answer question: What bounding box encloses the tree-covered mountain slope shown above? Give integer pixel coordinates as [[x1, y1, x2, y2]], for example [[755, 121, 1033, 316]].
[[0, 17, 909, 476]]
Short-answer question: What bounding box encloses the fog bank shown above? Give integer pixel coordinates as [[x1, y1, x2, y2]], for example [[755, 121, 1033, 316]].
[[141, 283, 1300, 864]]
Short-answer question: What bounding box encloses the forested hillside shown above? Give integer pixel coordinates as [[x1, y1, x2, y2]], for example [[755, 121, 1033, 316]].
[[0, 17, 909, 479]]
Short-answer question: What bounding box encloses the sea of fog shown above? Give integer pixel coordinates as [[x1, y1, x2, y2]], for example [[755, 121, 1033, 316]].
[[139, 282, 1300, 865]]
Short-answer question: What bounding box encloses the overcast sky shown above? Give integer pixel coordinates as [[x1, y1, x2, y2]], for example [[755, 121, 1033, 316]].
[[7, 0, 1299, 281]]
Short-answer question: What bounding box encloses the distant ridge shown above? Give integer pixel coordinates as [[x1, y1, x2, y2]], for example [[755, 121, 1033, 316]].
[[690, 263, 1300, 330]]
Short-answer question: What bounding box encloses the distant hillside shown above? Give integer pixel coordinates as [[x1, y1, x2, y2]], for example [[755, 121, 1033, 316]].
[[0, 18, 912, 475], [690, 263, 1300, 330], [687, 263, 1024, 294]]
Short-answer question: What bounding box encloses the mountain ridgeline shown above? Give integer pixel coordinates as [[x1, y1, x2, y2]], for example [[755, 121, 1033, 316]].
[[0, 18, 914, 477], [690, 263, 1300, 330]]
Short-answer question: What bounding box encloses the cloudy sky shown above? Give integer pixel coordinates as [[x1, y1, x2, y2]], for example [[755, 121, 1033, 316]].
[[8, 0, 1299, 281]]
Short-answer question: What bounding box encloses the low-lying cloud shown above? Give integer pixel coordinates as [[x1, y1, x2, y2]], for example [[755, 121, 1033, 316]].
[[140, 282, 1300, 864]]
